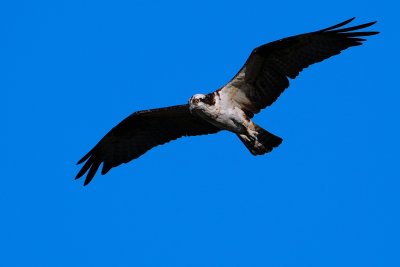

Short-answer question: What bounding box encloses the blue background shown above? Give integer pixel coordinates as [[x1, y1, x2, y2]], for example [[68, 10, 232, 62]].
[[3, 0, 399, 266]]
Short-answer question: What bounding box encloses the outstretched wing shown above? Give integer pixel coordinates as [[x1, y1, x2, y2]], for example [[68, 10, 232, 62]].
[[218, 18, 379, 116], [75, 104, 220, 185]]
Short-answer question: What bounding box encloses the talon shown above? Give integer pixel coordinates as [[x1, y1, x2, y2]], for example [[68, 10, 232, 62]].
[[249, 135, 258, 143]]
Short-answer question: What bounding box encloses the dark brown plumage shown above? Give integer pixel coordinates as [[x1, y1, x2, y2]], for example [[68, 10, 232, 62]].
[[76, 105, 220, 185], [76, 18, 378, 185], [220, 17, 378, 115]]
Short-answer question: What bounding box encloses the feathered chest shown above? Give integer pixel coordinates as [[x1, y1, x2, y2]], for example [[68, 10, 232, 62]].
[[191, 92, 248, 132]]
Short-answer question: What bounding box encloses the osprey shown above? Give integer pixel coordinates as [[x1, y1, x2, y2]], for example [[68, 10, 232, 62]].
[[76, 18, 378, 185]]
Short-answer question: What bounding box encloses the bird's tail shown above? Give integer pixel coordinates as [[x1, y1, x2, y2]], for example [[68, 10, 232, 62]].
[[237, 125, 282, 155]]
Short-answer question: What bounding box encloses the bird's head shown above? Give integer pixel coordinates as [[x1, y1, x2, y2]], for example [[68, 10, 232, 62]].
[[189, 94, 206, 113], [189, 94, 205, 106], [189, 93, 216, 106], [189, 93, 216, 114]]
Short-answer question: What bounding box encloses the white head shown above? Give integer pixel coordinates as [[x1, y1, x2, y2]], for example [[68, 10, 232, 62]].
[[189, 94, 206, 106], [189, 93, 215, 114], [189, 94, 206, 113]]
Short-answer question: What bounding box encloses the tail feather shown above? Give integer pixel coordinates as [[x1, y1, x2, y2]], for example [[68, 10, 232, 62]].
[[238, 125, 282, 155]]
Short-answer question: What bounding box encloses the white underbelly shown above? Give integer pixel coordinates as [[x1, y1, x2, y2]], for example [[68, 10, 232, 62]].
[[197, 107, 248, 134]]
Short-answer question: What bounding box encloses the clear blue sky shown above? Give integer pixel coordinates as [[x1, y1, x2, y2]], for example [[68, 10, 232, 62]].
[[3, 0, 399, 266]]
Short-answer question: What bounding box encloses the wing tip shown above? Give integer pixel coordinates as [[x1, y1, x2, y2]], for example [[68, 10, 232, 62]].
[[83, 177, 92, 186], [75, 172, 83, 180], [75, 157, 92, 180], [75, 151, 101, 186], [76, 147, 95, 165], [366, 30, 380, 35], [76, 157, 86, 165], [320, 17, 379, 34], [320, 17, 356, 32], [101, 164, 112, 175]]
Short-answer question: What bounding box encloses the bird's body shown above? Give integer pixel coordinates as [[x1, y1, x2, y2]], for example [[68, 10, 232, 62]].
[[189, 91, 282, 155], [190, 92, 248, 134], [76, 18, 378, 185]]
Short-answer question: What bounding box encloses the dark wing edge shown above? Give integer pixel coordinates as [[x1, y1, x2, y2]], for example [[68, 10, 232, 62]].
[[75, 104, 220, 186], [221, 18, 379, 115]]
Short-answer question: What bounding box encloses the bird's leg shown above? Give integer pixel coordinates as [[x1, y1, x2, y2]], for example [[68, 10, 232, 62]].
[[247, 131, 258, 143], [243, 119, 259, 142]]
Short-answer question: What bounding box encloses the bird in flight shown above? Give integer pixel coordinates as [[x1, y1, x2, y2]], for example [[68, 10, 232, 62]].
[[76, 18, 378, 185]]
